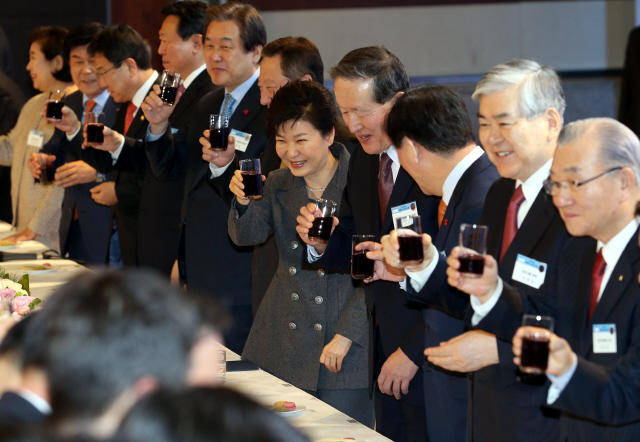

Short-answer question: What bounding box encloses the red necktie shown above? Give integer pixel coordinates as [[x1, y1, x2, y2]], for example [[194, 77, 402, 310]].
[[378, 152, 394, 222], [588, 250, 606, 322], [124, 102, 137, 135], [499, 185, 525, 262], [438, 200, 447, 228]]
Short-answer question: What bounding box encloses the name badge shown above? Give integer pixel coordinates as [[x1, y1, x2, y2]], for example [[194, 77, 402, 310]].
[[512, 254, 547, 289], [391, 202, 418, 229], [593, 324, 617, 353], [230, 129, 251, 152], [27, 130, 45, 149]]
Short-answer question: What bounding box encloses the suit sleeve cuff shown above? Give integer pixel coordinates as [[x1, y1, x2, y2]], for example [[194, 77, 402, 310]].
[[471, 278, 503, 326], [209, 156, 235, 178], [110, 137, 126, 165], [546, 353, 578, 404], [66, 125, 81, 141], [307, 245, 322, 263], [145, 125, 166, 142], [406, 244, 440, 292]]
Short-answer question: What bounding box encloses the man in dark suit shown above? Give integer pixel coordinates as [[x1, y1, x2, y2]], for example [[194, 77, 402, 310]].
[[141, 3, 268, 354], [448, 117, 640, 441], [296, 47, 440, 442], [374, 85, 500, 441], [28, 23, 117, 266], [83, 24, 159, 267], [407, 60, 567, 442]]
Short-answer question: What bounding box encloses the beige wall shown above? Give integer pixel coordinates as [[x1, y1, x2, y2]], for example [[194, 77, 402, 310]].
[[262, 0, 635, 77]]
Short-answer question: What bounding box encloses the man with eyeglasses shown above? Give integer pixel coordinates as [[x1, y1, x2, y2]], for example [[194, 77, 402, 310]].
[[446, 117, 640, 440], [407, 59, 571, 442]]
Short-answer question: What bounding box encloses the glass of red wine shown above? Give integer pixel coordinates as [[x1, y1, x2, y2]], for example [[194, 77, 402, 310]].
[[209, 114, 230, 151], [86, 112, 105, 143], [352, 234, 376, 280], [458, 224, 489, 278], [46, 89, 66, 123], [308, 199, 337, 243], [520, 315, 554, 375], [395, 215, 424, 266], [239, 158, 263, 200], [37, 154, 55, 186], [159, 70, 181, 106]]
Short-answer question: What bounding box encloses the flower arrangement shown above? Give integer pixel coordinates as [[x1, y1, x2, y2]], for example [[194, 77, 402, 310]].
[[0, 268, 41, 317]]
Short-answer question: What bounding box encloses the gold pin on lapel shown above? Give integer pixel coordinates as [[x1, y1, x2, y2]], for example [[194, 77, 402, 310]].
[[140, 115, 145, 121], [619, 275, 623, 281]]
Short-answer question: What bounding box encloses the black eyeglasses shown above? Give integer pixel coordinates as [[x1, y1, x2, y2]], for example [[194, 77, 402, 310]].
[[543, 167, 623, 195], [97, 62, 122, 78]]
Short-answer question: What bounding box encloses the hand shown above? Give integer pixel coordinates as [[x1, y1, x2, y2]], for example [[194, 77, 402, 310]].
[[3, 228, 37, 244], [82, 125, 123, 152], [319, 334, 353, 373], [513, 327, 574, 376], [229, 169, 266, 206], [446, 246, 499, 302], [54, 161, 97, 188], [381, 231, 437, 272], [140, 84, 184, 135], [43, 102, 81, 135], [202, 130, 236, 167], [28, 153, 55, 180], [377, 348, 419, 400], [357, 242, 406, 283], [424, 330, 499, 373], [295, 202, 339, 255], [90, 182, 118, 206]]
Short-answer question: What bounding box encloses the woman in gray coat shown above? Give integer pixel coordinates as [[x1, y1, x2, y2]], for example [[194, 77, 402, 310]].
[[228, 81, 372, 427]]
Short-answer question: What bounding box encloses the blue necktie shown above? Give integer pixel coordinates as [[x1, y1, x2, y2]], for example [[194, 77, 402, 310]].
[[221, 93, 236, 118]]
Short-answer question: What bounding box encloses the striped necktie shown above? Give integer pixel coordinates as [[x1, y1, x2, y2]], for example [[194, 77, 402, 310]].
[[221, 93, 236, 118]]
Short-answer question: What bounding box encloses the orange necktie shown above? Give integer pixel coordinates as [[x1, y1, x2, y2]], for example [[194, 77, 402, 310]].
[[124, 102, 137, 134], [438, 199, 447, 228]]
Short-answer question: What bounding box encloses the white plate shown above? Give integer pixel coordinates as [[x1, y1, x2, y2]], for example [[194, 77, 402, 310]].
[[0, 245, 16, 251], [270, 404, 306, 417], [21, 268, 54, 275]]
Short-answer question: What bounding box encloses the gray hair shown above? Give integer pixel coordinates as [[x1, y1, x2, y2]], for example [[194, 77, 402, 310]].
[[558, 118, 640, 188], [472, 59, 566, 121]]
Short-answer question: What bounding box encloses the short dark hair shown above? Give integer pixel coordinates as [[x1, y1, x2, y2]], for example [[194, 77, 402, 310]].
[[162, 1, 208, 41], [64, 23, 105, 61], [116, 387, 310, 442], [22, 270, 200, 422], [387, 85, 475, 157], [267, 80, 336, 139], [0, 313, 34, 363], [329, 46, 408, 105], [87, 24, 151, 70], [203, 2, 266, 54], [29, 26, 72, 82], [262, 37, 324, 84]]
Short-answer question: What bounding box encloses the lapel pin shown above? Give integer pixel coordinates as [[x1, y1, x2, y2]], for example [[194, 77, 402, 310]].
[[140, 115, 145, 121], [444, 219, 449, 226], [243, 110, 249, 115], [619, 275, 623, 281]]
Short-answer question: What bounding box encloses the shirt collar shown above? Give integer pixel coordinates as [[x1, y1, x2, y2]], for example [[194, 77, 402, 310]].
[[383, 145, 400, 166], [598, 218, 639, 268], [131, 71, 159, 109], [83, 88, 110, 110], [18, 389, 52, 415], [442, 146, 485, 205], [516, 159, 553, 203], [183, 64, 207, 90], [225, 67, 260, 106]]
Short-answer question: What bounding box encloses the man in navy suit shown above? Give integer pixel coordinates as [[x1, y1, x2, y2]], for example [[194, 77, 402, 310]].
[[141, 3, 268, 354], [448, 117, 640, 441], [375, 84, 500, 441]]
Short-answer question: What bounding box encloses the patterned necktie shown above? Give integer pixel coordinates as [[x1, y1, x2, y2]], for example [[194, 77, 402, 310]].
[[499, 185, 525, 262], [438, 200, 447, 228], [378, 152, 394, 222], [221, 92, 236, 118], [84, 100, 96, 124], [588, 250, 606, 322], [124, 102, 137, 135]]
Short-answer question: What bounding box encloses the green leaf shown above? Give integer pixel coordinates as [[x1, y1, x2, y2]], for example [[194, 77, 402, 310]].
[[28, 298, 41, 310], [13, 292, 23, 299], [17, 274, 29, 294]]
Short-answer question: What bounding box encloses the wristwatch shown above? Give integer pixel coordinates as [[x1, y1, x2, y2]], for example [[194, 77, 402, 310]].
[[95, 173, 105, 183]]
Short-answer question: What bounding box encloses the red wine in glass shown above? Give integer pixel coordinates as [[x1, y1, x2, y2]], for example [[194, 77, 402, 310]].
[[241, 171, 263, 199], [86, 123, 104, 143], [210, 126, 228, 151], [398, 235, 424, 263], [520, 336, 550, 372], [309, 217, 332, 243], [352, 251, 374, 279], [459, 253, 485, 276], [159, 86, 178, 105], [47, 101, 64, 120]]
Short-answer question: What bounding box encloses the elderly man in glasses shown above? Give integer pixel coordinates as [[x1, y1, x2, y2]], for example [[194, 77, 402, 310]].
[[447, 117, 640, 441]]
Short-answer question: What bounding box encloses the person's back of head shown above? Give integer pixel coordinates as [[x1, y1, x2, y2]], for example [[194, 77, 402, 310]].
[[0, 315, 36, 395], [386, 84, 475, 157], [329, 46, 409, 105], [87, 24, 151, 70], [21, 270, 200, 431], [115, 387, 310, 442], [263, 37, 324, 84]]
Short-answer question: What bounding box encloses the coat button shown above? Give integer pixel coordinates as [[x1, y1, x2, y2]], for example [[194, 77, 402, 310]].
[[291, 293, 299, 301], [317, 269, 325, 277], [315, 296, 323, 304], [314, 323, 322, 331], [289, 267, 296, 275], [289, 323, 297, 330], [290, 241, 299, 249]]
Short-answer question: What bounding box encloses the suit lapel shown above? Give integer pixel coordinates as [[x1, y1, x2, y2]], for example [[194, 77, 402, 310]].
[[170, 70, 209, 125], [276, 174, 311, 223], [486, 179, 513, 260], [103, 97, 119, 128], [381, 166, 413, 234], [569, 241, 598, 353]]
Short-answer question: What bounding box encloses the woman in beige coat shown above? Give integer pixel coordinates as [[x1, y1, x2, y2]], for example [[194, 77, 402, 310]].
[[0, 26, 74, 251]]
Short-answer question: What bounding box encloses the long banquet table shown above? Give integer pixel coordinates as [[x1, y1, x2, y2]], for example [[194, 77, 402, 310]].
[[0, 221, 390, 441]]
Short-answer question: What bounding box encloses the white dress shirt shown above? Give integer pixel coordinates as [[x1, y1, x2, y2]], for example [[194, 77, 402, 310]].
[[182, 64, 206, 90], [18, 389, 52, 415]]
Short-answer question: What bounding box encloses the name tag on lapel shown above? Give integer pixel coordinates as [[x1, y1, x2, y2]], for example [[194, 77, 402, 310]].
[[512, 254, 547, 289], [230, 129, 251, 152], [27, 130, 44, 149], [391, 202, 418, 229], [593, 324, 617, 353]]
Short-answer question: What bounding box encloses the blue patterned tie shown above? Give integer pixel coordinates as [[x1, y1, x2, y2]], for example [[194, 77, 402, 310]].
[[221, 93, 236, 118]]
